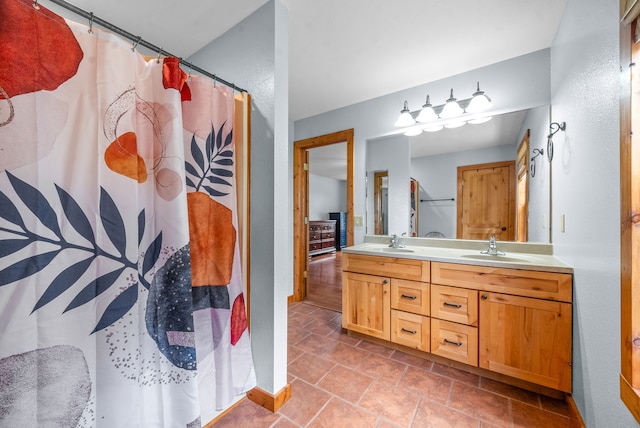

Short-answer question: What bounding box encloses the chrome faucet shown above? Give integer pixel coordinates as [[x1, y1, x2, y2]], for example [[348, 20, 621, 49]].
[[481, 235, 505, 256], [389, 234, 405, 248]]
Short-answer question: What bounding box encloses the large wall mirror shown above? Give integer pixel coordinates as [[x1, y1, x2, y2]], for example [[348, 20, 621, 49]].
[[365, 105, 551, 243]]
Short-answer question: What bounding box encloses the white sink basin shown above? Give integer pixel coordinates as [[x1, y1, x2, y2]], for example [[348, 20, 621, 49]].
[[460, 254, 530, 263], [376, 247, 415, 253]]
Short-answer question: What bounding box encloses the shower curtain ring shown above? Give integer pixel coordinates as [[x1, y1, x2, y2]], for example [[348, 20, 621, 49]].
[[131, 36, 142, 52], [157, 48, 163, 63], [32, 0, 40, 10], [88, 12, 94, 33]]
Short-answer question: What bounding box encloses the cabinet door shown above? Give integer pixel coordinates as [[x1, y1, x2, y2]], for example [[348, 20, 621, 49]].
[[479, 292, 572, 392], [342, 272, 390, 340]]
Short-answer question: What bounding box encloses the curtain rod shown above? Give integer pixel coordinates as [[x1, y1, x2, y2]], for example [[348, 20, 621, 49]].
[[42, 0, 247, 93]]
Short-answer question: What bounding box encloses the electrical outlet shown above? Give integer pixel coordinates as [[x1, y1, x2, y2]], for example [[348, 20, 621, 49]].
[[354, 215, 364, 226]]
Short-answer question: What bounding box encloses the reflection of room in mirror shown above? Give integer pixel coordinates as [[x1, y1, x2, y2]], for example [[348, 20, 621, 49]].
[[365, 106, 551, 243]]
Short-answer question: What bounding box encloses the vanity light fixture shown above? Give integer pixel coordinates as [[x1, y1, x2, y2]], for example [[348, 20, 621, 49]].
[[416, 95, 438, 122], [393, 82, 493, 132], [467, 116, 492, 125], [546, 121, 566, 162], [394, 101, 416, 127], [440, 89, 464, 118], [444, 120, 466, 129]]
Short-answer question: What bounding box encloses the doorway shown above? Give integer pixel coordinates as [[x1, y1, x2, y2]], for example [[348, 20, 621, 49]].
[[456, 160, 515, 241], [373, 171, 388, 235], [292, 129, 355, 306]]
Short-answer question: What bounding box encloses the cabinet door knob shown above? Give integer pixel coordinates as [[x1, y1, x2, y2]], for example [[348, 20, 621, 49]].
[[481, 294, 488, 300], [383, 279, 388, 284]]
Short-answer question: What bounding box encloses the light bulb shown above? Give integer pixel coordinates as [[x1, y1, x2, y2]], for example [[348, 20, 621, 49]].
[[394, 101, 416, 127], [416, 95, 438, 122], [466, 82, 492, 113], [440, 89, 463, 118]]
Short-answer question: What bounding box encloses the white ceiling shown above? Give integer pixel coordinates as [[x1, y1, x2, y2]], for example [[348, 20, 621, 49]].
[[46, 0, 567, 178]]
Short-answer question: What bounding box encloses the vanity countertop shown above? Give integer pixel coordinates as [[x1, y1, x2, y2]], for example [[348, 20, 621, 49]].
[[342, 236, 572, 274]]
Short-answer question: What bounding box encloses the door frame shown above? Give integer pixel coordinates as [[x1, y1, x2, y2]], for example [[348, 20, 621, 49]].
[[292, 129, 354, 303], [516, 130, 530, 242], [373, 170, 388, 234]]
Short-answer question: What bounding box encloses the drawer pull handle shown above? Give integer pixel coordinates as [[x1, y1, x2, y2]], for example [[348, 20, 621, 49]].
[[444, 338, 463, 347], [443, 302, 462, 309], [401, 328, 417, 335], [401, 294, 417, 300]]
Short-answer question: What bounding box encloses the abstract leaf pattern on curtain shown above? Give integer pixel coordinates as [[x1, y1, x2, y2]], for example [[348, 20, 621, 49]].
[[0, 0, 254, 426], [182, 77, 255, 418]]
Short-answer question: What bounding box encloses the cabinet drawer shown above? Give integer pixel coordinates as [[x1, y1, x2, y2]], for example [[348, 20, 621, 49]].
[[309, 243, 322, 252], [321, 240, 335, 249], [391, 310, 430, 352], [391, 279, 429, 316], [323, 231, 335, 239], [432, 262, 572, 302], [431, 319, 478, 366], [431, 284, 478, 326], [310, 232, 321, 241], [343, 253, 430, 282]]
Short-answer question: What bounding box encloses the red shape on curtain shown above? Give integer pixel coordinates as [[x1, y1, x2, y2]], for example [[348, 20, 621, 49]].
[[230, 294, 248, 346], [162, 57, 191, 101], [0, 0, 83, 97]]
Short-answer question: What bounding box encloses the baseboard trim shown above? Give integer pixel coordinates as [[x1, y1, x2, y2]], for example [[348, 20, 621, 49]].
[[566, 394, 586, 428], [246, 384, 292, 413]]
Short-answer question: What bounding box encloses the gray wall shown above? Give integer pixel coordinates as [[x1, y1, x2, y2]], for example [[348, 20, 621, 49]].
[[550, 0, 637, 426], [188, 0, 290, 398], [410, 144, 515, 239], [295, 49, 551, 245], [308, 174, 347, 220]]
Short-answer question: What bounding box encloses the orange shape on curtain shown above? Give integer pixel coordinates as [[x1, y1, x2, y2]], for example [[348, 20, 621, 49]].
[[162, 57, 192, 102], [187, 192, 236, 287], [104, 132, 148, 182], [0, 0, 83, 97], [230, 294, 248, 346]]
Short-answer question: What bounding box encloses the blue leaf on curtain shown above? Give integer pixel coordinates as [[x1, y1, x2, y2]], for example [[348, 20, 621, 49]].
[[55, 185, 95, 245], [206, 176, 231, 186], [205, 127, 214, 160], [0, 189, 26, 230], [141, 232, 162, 277], [137, 209, 145, 246], [6, 172, 62, 238], [0, 250, 59, 287], [32, 257, 95, 312], [92, 283, 138, 333], [0, 238, 31, 258], [185, 161, 200, 181], [65, 267, 126, 312], [202, 186, 228, 197], [185, 176, 197, 189], [210, 168, 233, 177], [215, 122, 226, 150], [191, 134, 205, 174], [223, 129, 233, 148], [218, 150, 234, 158], [213, 159, 233, 166], [99, 188, 127, 257]]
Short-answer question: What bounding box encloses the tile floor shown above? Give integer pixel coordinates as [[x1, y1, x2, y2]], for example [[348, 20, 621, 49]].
[[213, 302, 573, 427]]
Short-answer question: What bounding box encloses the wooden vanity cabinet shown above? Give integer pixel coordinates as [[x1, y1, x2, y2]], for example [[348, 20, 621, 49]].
[[342, 253, 573, 394], [342, 271, 390, 340], [479, 292, 572, 393], [432, 262, 573, 393]]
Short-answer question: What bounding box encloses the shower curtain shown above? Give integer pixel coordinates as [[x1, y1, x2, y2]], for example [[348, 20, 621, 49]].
[[0, 1, 255, 426]]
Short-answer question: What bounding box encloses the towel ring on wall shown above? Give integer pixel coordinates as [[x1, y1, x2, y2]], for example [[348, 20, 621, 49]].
[[530, 148, 544, 177], [547, 121, 566, 162]]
